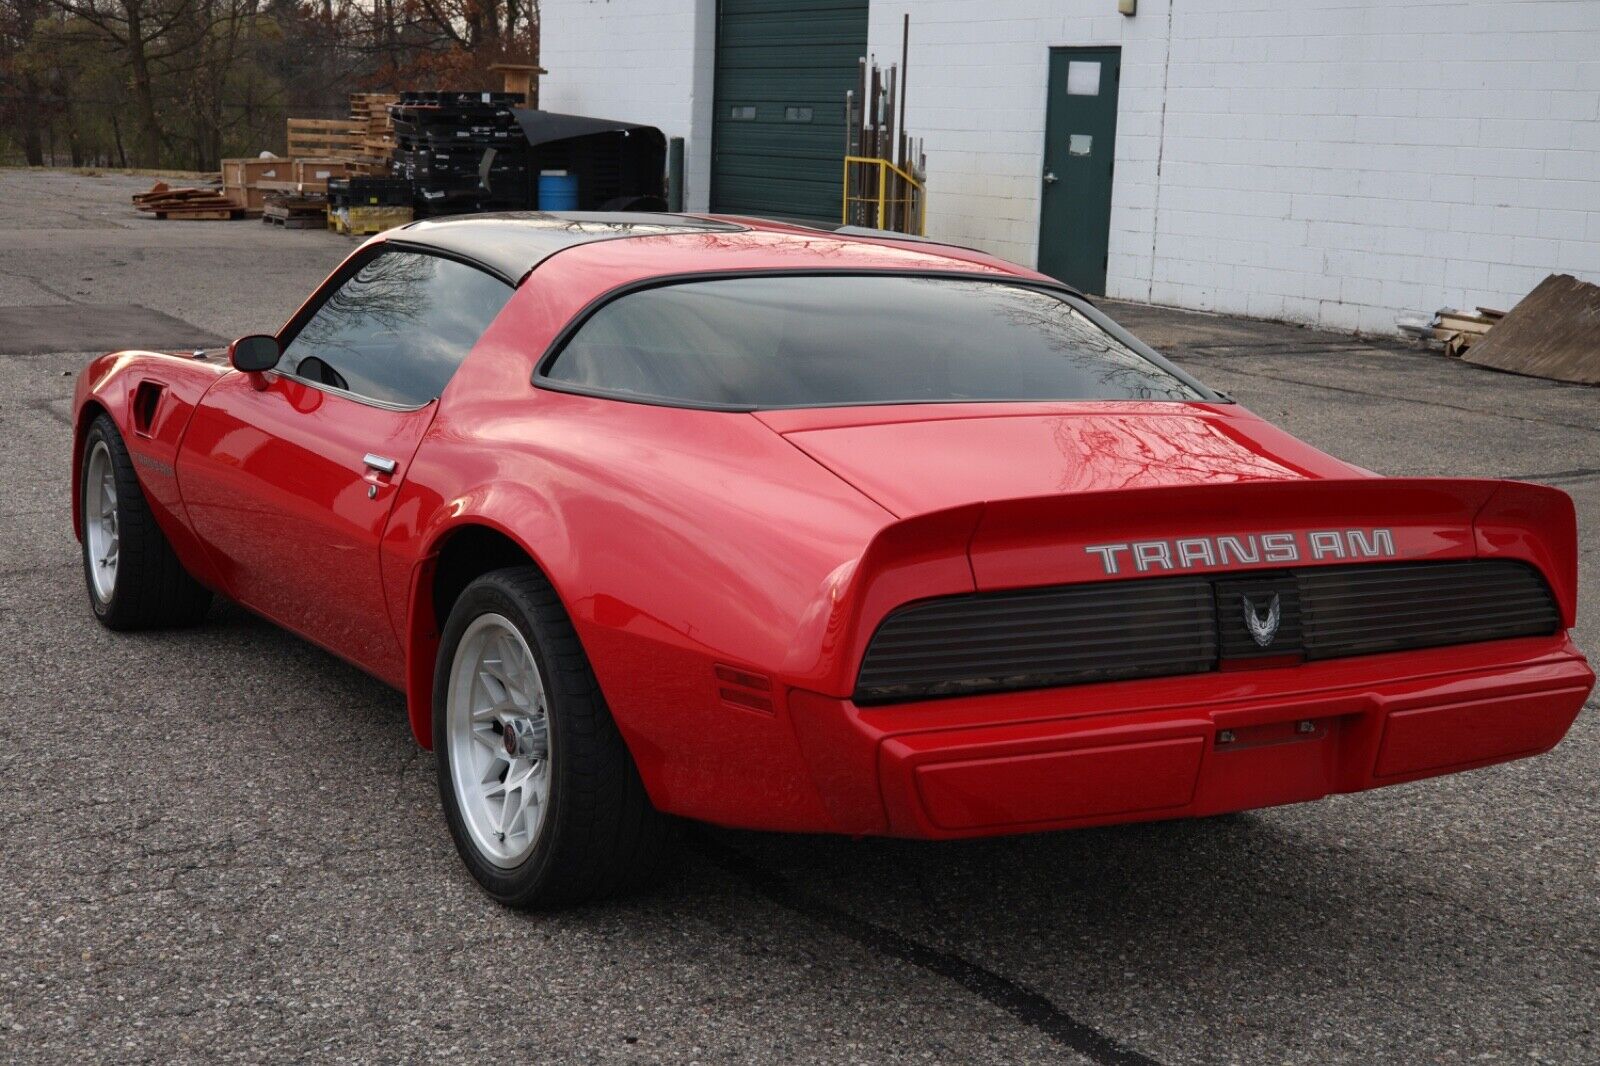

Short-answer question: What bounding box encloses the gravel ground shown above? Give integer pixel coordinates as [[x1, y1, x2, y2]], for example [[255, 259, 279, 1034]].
[[1, 168, 1596, 1064]]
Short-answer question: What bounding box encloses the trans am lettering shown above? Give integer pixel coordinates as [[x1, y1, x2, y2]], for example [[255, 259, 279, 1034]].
[[1084, 529, 1396, 575]]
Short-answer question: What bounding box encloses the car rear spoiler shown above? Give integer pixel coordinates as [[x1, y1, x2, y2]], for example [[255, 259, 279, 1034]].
[[797, 478, 1580, 697]]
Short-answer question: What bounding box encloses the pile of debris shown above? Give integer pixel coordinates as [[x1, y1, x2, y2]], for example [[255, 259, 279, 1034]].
[[1428, 306, 1504, 357], [1404, 273, 1600, 386], [132, 182, 243, 220]]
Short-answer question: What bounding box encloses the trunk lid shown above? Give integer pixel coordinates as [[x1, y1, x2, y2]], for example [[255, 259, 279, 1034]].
[[759, 402, 1361, 518]]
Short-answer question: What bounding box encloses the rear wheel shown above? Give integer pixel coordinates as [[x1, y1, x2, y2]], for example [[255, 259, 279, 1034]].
[[433, 567, 676, 907], [80, 414, 211, 630]]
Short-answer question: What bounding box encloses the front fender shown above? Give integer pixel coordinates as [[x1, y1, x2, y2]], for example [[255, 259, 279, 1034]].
[[72, 349, 227, 589]]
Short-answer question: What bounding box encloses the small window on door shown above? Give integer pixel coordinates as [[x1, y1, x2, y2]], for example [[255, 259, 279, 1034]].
[[784, 106, 814, 122], [729, 105, 757, 121], [1066, 61, 1101, 95], [277, 251, 512, 407]]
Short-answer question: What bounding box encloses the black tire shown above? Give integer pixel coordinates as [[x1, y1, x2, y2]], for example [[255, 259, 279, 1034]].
[[433, 567, 676, 907], [80, 414, 212, 630]]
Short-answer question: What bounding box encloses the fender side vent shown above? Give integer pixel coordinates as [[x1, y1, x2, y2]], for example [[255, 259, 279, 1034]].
[[132, 381, 165, 436]]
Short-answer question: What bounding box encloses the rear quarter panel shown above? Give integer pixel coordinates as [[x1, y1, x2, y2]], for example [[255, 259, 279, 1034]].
[[384, 292, 898, 828]]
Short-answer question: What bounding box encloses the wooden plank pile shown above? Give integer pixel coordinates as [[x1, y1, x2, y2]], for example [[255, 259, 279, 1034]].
[[132, 182, 244, 220], [1431, 306, 1503, 357], [1462, 273, 1600, 385]]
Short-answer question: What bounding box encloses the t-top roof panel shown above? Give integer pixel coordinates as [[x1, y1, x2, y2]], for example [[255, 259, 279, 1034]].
[[388, 212, 746, 282]]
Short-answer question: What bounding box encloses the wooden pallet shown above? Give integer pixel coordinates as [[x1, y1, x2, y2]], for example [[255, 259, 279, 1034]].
[[157, 208, 240, 220], [263, 199, 328, 229], [263, 213, 324, 229]]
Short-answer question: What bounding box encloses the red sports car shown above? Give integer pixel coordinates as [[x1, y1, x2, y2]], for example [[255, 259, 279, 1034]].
[[73, 213, 1593, 907]]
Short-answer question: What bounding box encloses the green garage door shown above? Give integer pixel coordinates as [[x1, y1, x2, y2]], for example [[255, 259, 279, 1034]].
[[711, 0, 868, 221]]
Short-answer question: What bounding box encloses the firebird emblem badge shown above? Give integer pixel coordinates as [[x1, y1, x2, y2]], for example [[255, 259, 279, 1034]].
[[1242, 592, 1282, 647]]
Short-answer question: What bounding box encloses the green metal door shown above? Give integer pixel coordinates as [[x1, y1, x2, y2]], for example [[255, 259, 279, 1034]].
[[1038, 47, 1121, 294], [711, 0, 867, 221]]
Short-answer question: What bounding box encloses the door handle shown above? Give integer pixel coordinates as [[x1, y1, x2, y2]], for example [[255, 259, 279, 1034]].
[[363, 453, 397, 475], [1042, 171, 1058, 185]]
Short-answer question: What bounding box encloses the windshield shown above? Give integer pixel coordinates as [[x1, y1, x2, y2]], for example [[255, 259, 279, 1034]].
[[540, 274, 1214, 409]]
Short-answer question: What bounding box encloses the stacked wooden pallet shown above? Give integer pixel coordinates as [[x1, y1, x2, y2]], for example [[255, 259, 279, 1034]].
[[132, 182, 243, 220], [351, 93, 399, 162], [287, 118, 365, 160]]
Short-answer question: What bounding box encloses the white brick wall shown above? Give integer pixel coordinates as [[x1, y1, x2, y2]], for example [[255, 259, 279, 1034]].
[[542, 0, 1600, 333]]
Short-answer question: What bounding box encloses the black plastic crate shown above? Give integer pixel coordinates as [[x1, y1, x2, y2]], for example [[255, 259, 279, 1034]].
[[328, 176, 413, 208], [398, 90, 524, 108]]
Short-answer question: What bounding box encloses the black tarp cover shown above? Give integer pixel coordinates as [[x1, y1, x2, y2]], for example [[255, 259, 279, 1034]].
[[511, 110, 667, 209]]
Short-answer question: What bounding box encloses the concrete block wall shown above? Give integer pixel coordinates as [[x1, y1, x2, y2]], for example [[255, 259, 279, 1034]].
[[872, 0, 1600, 332], [538, 0, 716, 211], [542, 0, 1600, 333]]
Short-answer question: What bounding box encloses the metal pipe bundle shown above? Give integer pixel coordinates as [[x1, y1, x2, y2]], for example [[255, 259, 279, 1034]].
[[845, 15, 925, 232]]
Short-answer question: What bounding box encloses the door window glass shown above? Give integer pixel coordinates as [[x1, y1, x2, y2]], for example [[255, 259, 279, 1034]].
[[278, 251, 511, 406], [1066, 61, 1101, 95], [1069, 134, 1093, 156]]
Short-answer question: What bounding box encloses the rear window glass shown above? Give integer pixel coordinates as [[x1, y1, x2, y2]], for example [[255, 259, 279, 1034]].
[[541, 275, 1210, 409]]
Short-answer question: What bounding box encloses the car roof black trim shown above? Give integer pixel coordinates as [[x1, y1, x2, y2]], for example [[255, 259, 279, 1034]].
[[383, 212, 747, 284], [528, 267, 1227, 411]]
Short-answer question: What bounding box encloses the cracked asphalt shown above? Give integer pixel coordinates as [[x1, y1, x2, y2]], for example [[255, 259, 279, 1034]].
[[1, 169, 1596, 1064]]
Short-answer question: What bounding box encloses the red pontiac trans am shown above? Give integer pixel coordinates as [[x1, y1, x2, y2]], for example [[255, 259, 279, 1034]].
[[72, 213, 1593, 906]]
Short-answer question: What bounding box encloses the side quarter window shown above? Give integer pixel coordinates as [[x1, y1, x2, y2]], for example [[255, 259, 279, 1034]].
[[277, 250, 512, 407]]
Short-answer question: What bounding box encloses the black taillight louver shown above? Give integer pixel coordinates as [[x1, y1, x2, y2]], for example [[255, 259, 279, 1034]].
[[855, 560, 1560, 704]]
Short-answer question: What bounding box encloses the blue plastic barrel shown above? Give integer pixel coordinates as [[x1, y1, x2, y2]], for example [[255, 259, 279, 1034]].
[[538, 170, 579, 211]]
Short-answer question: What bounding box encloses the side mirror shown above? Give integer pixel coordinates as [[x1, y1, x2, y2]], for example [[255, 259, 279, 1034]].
[[228, 334, 280, 373]]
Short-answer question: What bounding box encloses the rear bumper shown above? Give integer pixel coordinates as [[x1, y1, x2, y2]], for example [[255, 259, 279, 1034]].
[[787, 636, 1593, 838]]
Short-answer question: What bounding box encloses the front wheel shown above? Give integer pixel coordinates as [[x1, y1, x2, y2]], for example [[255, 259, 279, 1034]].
[[80, 414, 211, 630], [433, 567, 675, 907]]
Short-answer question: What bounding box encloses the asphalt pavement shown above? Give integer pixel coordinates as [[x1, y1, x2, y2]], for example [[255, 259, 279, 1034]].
[[1, 168, 1596, 1064]]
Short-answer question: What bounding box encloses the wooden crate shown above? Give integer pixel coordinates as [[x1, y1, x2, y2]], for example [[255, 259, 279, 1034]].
[[220, 157, 289, 211]]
